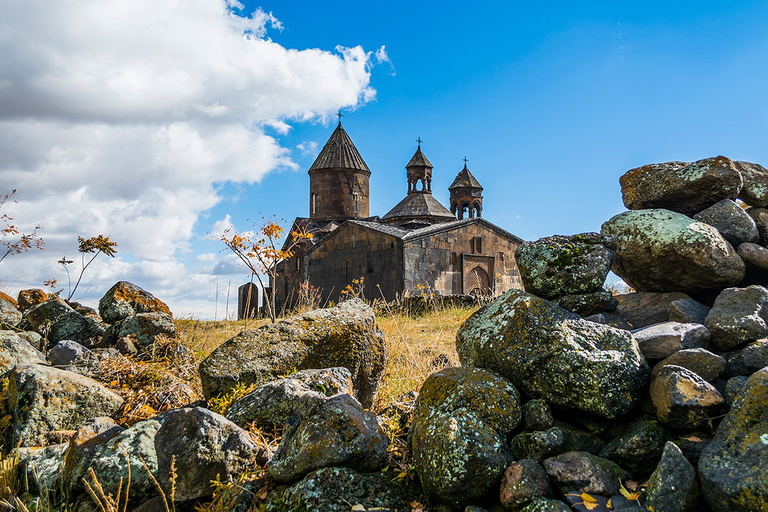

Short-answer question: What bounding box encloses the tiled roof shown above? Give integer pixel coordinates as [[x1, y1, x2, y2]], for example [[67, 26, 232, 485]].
[[406, 147, 433, 169], [308, 122, 370, 172], [381, 193, 455, 221], [347, 220, 410, 238], [449, 164, 483, 190]]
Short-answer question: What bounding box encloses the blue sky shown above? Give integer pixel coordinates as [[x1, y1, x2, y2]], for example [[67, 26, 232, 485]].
[[1, 0, 767, 317]]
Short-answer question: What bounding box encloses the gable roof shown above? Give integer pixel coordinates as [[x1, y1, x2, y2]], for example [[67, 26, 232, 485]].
[[308, 122, 370, 173], [402, 217, 525, 244]]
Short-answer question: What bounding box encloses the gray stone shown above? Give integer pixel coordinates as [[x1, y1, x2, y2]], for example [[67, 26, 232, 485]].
[[724, 339, 768, 376], [650, 365, 725, 430], [516, 498, 572, 512], [499, 459, 553, 510], [266, 467, 413, 512], [523, 399, 554, 431], [602, 209, 745, 294], [47, 339, 90, 366], [551, 290, 617, 317], [511, 428, 564, 461], [199, 299, 386, 408], [582, 312, 633, 329], [748, 207, 768, 245], [693, 199, 759, 246], [115, 336, 138, 356], [615, 291, 692, 329], [543, 451, 630, 496], [705, 286, 768, 350], [0, 295, 21, 327], [515, 233, 616, 300], [8, 364, 124, 447], [24, 297, 94, 345], [737, 242, 768, 271], [226, 367, 353, 429], [632, 321, 710, 360], [16, 443, 68, 495], [116, 312, 179, 352], [599, 416, 672, 477], [555, 422, 607, 455], [724, 376, 750, 406], [651, 348, 727, 382], [98, 281, 173, 324], [154, 407, 265, 501], [698, 367, 768, 512], [0, 330, 46, 373], [409, 367, 520, 508], [457, 290, 649, 419], [669, 298, 711, 324], [736, 161, 768, 207], [16, 330, 43, 351], [268, 394, 388, 483], [619, 156, 743, 215], [646, 442, 701, 512]]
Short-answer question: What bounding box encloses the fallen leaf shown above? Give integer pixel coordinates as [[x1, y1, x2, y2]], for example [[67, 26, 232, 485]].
[[606, 498, 613, 509]]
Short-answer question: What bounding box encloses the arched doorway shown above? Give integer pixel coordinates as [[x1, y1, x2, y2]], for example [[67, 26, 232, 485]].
[[465, 266, 491, 296]]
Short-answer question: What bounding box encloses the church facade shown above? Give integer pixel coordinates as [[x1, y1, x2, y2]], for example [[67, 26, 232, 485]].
[[272, 122, 525, 310]]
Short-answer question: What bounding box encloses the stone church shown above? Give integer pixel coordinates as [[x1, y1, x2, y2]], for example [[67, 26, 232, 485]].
[[271, 121, 525, 310]]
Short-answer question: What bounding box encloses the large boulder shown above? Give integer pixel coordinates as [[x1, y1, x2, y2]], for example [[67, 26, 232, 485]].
[[737, 242, 768, 271], [651, 348, 727, 382], [47, 339, 91, 367], [199, 299, 386, 408], [693, 199, 759, 246], [268, 394, 388, 483], [456, 290, 649, 419], [598, 416, 672, 477], [543, 451, 630, 497], [0, 330, 46, 373], [650, 365, 725, 430], [409, 366, 521, 508], [7, 364, 124, 446], [615, 291, 692, 329], [705, 286, 768, 351], [602, 209, 745, 293], [631, 321, 710, 360], [723, 339, 768, 377], [98, 281, 172, 324], [698, 367, 768, 511], [619, 156, 743, 215], [154, 407, 265, 501], [736, 161, 768, 208], [646, 442, 701, 512], [24, 297, 95, 345], [514, 233, 616, 300], [115, 312, 179, 352], [225, 367, 353, 429]]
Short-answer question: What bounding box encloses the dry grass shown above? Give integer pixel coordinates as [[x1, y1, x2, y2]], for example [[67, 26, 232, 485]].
[[177, 304, 478, 411]]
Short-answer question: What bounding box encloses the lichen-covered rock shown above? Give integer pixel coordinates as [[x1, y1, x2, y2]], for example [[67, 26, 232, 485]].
[[515, 233, 616, 300], [749, 207, 768, 245], [99, 281, 173, 324], [619, 156, 743, 215], [268, 394, 387, 483], [602, 209, 745, 294], [511, 428, 564, 461], [632, 321, 710, 360], [650, 365, 725, 430], [65, 416, 166, 507], [116, 312, 179, 351], [47, 339, 90, 366], [266, 467, 414, 512], [651, 348, 727, 382], [499, 459, 553, 510], [0, 294, 21, 328], [669, 297, 711, 325], [226, 367, 353, 429], [693, 199, 759, 246], [556, 422, 607, 455], [199, 299, 386, 408], [599, 416, 672, 477], [551, 290, 617, 317], [523, 399, 554, 431], [155, 407, 265, 501], [736, 161, 768, 208], [723, 339, 768, 376], [409, 367, 520, 508], [24, 297, 95, 345], [705, 286, 768, 351], [457, 290, 649, 419], [0, 330, 46, 373], [724, 376, 749, 405], [646, 441, 701, 512], [698, 367, 768, 512], [615, 291, 692, 329], [16, 443, 68, 495], [17, 289, 47, 311], [8, 364, 124, 446], [543, 451, 630, 496]]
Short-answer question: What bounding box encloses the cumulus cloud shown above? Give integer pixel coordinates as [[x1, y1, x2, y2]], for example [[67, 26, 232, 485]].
[[0, 0, 379, 317]]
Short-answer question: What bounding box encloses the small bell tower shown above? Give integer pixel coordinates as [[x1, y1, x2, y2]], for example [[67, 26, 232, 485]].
[[449, 158, 484, 219]]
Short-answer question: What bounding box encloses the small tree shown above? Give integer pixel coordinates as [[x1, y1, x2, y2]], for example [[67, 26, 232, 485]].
[[0, 189, 44, 263], [58, 235, 118, 301], [220, 218, 312, 323]]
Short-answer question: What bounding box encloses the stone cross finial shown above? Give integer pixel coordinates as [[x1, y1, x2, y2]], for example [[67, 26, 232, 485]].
[[337, 111, 344, 123], [463, 156, 468, 164], [416, 137, 423, 146]]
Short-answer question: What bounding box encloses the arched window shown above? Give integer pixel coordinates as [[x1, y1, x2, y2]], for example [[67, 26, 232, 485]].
[[466, 266, 491, 296], [354, 193, 359, 215], [311, 193, 317, 215]]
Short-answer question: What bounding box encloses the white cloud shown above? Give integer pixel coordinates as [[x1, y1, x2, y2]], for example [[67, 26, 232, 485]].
[[297, 141, 320, 156], [0, 0, 379, 318], [375, 45, 396, 76]]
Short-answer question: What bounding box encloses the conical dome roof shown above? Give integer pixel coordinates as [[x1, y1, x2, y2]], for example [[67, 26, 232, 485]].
[[406, 146, 433, 169], [449, 163, 483, 190], [308, 122, 370, 172]]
